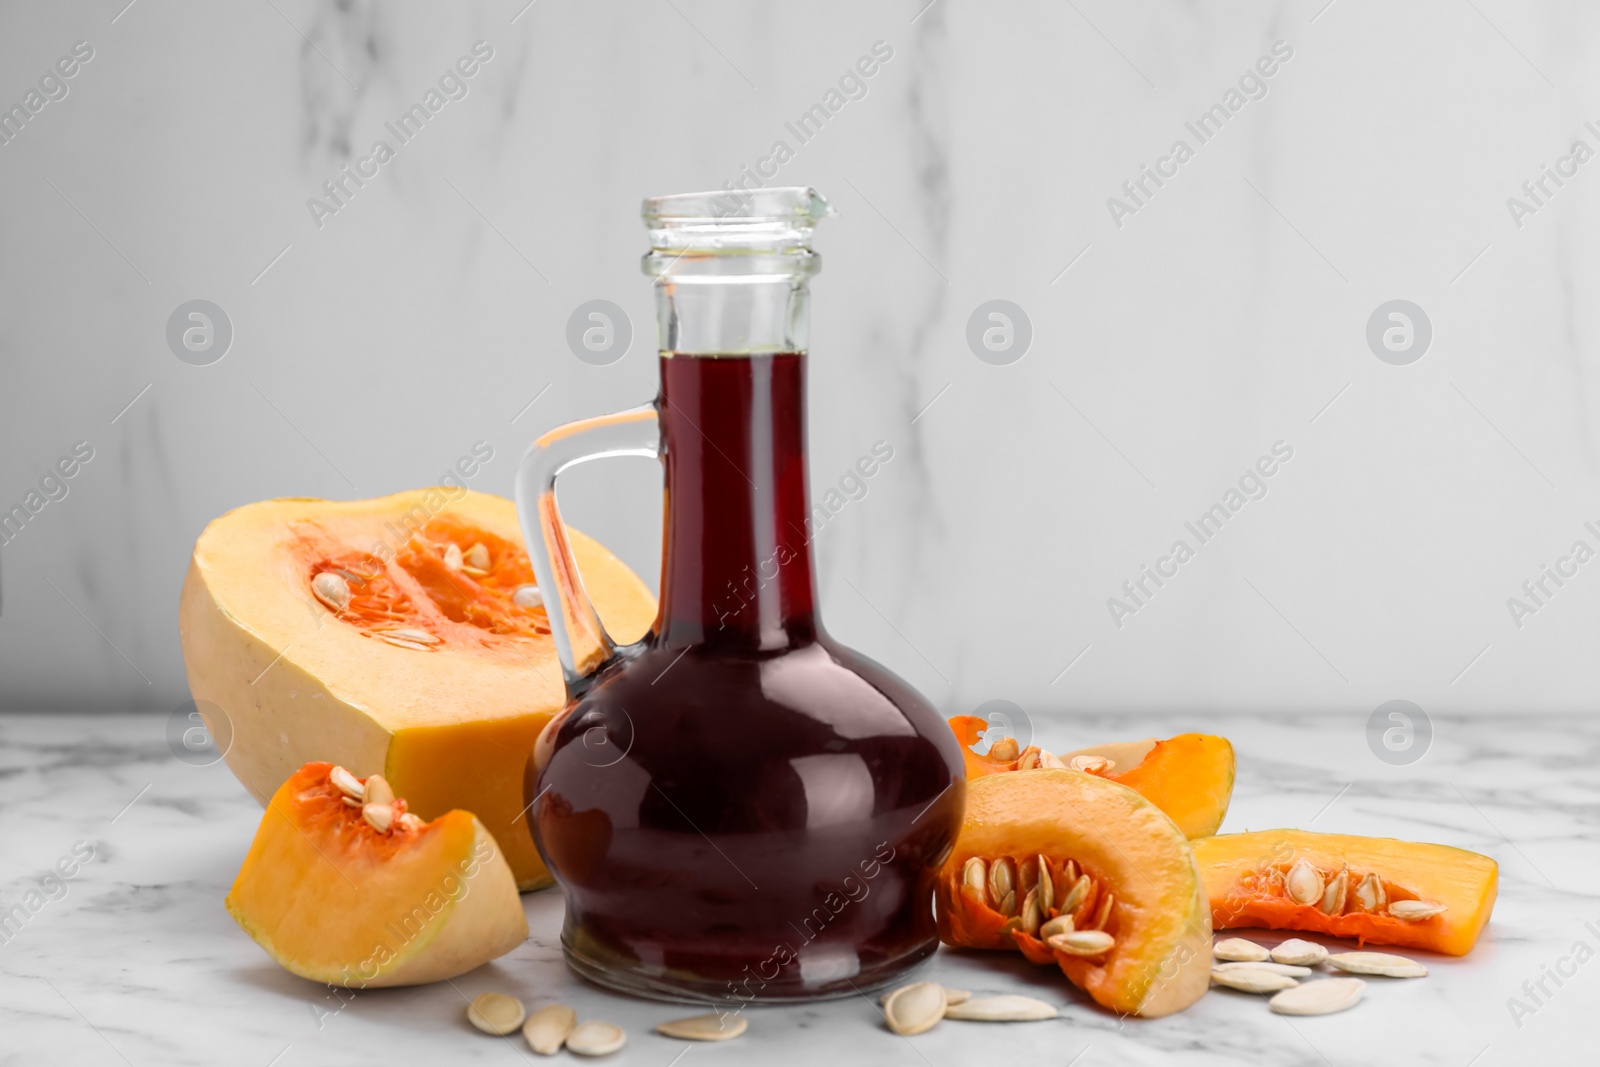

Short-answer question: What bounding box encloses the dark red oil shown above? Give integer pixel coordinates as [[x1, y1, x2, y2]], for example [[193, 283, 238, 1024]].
[[529, 352, 964, 1003]]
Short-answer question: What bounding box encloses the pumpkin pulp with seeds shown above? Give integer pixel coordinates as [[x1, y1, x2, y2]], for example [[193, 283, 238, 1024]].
[[1193, 829, 1498, 955]]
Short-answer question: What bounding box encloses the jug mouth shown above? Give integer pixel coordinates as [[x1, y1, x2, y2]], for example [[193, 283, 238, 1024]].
[[642, 187, 832, 272], [643, 187, 832, 228]]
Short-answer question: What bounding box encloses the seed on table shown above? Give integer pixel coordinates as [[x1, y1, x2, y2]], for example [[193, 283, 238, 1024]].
[[883, 981, 946, 1036], [468, 992, 526, 1035], [1270, 977, 1366, 1016], [878, 985, 969, 1007], [943, 995, 1057, 1021], [1213, 937, 1270, 962], [1215, 961, 1313, 978], [523, 1004, 576, 1054], [565, 1020, 626, 1057], [1271, 938, 1329, 966], [1210, 968, 1299, 994], [656, 1013, 746, 1042], [1326, 951, 1428, 978]]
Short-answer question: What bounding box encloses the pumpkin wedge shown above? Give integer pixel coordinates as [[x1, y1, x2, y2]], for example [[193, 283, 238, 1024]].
[[1193, 829, 1498, 955], [946, 717, 1235, 838], [936, 769, 1212, 1018], [226, 762, 527, 987], [180, 489, 657, 890]]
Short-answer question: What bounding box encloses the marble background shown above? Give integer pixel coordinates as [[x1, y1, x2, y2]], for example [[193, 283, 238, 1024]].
[[4, 0, 1600, 717]]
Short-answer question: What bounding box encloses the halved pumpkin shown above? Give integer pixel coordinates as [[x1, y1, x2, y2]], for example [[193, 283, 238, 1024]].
[[946, 717, 1235, 838], [226, 762, 527, 986], [180, 489, 657, 890], [936, 769, 1212, 1018], [1193, 829, 1498, 956]]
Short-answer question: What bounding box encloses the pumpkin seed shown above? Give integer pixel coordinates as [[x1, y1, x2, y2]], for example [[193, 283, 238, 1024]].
[[1067, 754, 1112, 774], [523, 1004, 577, 1054], [443, 543, 465, 571], [883, 981, 946, 1036], [1035, 854, 1054, 912], [565, 1020, 626, 1057], [362, 802, 394, 833], [1039, 915, 1075, 940], [1016, 748, 1041, 771], [1270, 938, 1329, 966], [1020, 887, 1043, 936], [1047, 929, 1115, 958], [341, 796, 361, 808], [879, 985, 970, 1007], [464, 542, 490, 571], [1088, 891, 1114, 932], [1269, 977, 1366, 1016], [329, 765, 364, 800], [943, 995, 1057, 1022], [656, 1013, 745, 1042], [988, 737, 1020, 762], [311, 571, 352, 612], [962, 857, 988, 903], [1057, 873, 1091, 918], [998, 890, 1017, 918], [513, 584, 544, 609], [1326, 951, 1428, 978], [1210, 968, 1298, 994], [398, 812, 424, 831], [363, 774, 395, 806], [1388, 899, 1447, 921], [1352, 872, 1386, 912], [1215, 961, 1313, 978], [1038, 751, 1068, 769], [1320, 868, 1348, 915], [988, 856, 1017, 906], [1213, 937, 1270, 962], [1286, 859, 1324, 906], [467, 992, 526, 1036]]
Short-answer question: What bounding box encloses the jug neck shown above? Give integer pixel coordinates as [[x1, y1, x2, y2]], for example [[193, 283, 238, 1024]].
[[655, 351, 818, 650]]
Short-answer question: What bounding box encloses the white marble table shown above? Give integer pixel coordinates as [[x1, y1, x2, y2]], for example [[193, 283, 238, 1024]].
[[0, 712, 1591, 1066]]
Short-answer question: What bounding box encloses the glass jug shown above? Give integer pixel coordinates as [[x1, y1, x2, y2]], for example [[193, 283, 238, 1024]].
[[515, 187, 964, 1003]]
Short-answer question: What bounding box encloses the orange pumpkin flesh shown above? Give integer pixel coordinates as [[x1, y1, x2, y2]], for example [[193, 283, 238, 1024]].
[[1193, 829, 1497, 956], [946, 717, 1235, 838], [936, 769, 1211, 1018], [226, 762, 527, 987]]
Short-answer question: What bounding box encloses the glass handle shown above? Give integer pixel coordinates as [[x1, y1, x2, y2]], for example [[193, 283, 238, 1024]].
[[514, 404, 659, 688]]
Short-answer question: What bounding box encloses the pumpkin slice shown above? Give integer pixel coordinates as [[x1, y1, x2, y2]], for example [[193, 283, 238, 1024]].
[[226, 762, 527, 986], [180, 489, 656, 890], [946, 717, 1235, 838], [1193, 829, 1498, 956], [935, 769, 1212, 1018]]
